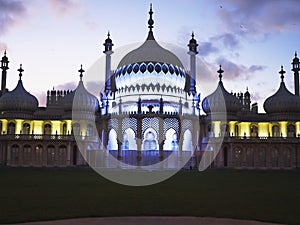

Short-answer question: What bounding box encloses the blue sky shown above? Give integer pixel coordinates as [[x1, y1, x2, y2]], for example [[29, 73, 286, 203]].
[[1, 0, 300, 112]]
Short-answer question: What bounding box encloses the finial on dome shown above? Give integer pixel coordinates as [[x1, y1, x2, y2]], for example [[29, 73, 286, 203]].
[[147, 3, 155, 40], [4, 50, 6, 57], [18, 64, 24, 80], [148, 4, 154, 30], [107, 31, 110, 38], [78, 64, 85, 81], [217, 65, 224, 81], [279, 65, 286, 82]]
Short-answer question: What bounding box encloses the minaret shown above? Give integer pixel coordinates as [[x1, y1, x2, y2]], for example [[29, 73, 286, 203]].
[[291, 51, 300, 96], [187, 32, 198, 94], [0, 50, 9, 95], [244, 87, 251, 111], [103, 32, 114, 92]]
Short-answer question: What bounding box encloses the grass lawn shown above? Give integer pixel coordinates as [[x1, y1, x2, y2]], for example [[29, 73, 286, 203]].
[[0, 167, 299, 224]]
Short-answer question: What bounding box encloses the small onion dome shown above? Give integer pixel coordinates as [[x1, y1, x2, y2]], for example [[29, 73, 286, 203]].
[[1, 50, 8, 62], [244, 87, 250, 98], [0, 65, 38, 113], [62, 65, 99, 113], [292, 51, 299, 64], [202, 81, 242, 114], [202, 65, 241, 114], [104, 32, 112, 44], [264, 66, 300, 114]]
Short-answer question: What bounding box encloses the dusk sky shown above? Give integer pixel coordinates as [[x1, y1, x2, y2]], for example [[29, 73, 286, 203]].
[[1, 0, 300, 112]]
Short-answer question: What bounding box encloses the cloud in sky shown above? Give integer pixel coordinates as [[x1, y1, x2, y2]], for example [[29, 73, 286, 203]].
[[47, 0, 80, 16], [198, 41, 219, 57], [211, 33, 239, 49], [217, 0, 300, 40], [0, 0, 26, 35], [55, 81, 76, 91], [0, 42, 7, 52], [216, 56, 266, 81]]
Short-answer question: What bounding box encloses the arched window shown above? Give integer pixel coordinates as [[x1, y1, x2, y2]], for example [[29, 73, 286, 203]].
[[8, 122, 15, 134], [72, 123, 80, 135], [23, 145, 31, 165], [143, 130, 157, 150], [182, 130, 193, 151], [87, 124, 93, 136], [22, 123, 30, 135], [246, 148, 254, 167], [250, 125, 258, 137], [164, 128, 178, 150], [283, 148, 291, 167], [11, 144, 19, 164], [233, 148, 242, 167], [58, 145, 67, 165], [287, 124, 296, 137], [47, 145, 56, 165], [271, 149, 279, 167], [62, 123, 67, 135], [272, 125, 280, 137], [257, 148, 266, 167], [221, 124, 229, 137], [44, 124, 51, 135], [108, 129, 118, 150], [35, 145, 43, 165], [235, 125, 239, 137]]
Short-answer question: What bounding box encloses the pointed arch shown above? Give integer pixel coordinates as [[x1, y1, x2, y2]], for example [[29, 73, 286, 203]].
[[122, 128, 137, 150], [108, 129, 118, 150], [164, 128, 178, 150], [182, 129, 193, 151], [143, 128, 158, 150]]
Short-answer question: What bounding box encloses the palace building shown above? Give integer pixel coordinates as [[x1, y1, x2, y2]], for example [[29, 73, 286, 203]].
[[0, 6, 299, 169]]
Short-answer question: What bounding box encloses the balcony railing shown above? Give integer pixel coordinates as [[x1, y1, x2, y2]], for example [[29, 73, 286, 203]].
[[0, 134, 99, 142]]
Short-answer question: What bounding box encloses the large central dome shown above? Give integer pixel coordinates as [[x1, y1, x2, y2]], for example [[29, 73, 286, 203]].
[[117, 38, 184, 68], [113, 5, 187, 91]]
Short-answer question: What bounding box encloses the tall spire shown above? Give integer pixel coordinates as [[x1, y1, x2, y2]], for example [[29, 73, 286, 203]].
[[1, 50, 9, 94], [279, 65, 286, 82], [292, 51, 300, 95], [147, 3, 155, 40], [18, 64, 24, 80], [218, 65, 224, 81]]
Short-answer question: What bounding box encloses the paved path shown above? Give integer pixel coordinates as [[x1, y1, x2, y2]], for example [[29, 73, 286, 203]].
[[11, 216, 283, 225]]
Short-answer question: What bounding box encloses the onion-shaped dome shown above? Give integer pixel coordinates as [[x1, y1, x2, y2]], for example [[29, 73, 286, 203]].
[[62, 65, 99, 112], [292, 52, 299, 64], [115, 7, 186, 91], [0, 65, 38, 113], [117, 38, 184, 69], [264, 66, 300, 114], [202, 66, 241, 114]]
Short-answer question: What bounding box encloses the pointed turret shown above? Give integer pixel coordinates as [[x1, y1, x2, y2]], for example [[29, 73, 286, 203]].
[[186, 32, 198, 95], [292, 51, 300, 95], [103, 32, 114, 93], [0, 50, 9, 95]]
